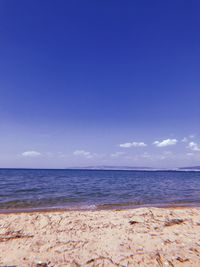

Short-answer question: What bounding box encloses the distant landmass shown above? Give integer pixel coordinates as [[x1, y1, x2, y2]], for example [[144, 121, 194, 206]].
[[179, 166, 200, 171], [69, 166, 169, 171], [74, 165, 153, 170], [68, 165, 200, 171]]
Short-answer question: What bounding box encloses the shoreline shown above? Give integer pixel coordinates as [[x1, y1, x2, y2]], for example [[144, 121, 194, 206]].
[[0, 202, 200, 214]]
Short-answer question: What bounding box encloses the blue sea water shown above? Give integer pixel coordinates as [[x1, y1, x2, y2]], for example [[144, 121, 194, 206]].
[[0, 169, 200, 211]]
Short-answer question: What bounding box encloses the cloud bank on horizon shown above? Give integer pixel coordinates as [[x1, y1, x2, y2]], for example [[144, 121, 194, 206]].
[[17, 136, 200, 168]]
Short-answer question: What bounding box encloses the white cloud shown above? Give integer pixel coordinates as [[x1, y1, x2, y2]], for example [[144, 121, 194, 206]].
[[73, 150, 93, 158], [187, 142, 200, 152], [119, 141, 147, 148], [22, 150, 41, 157], [182, 135, 195, 142], [110, 152, 125, 157], [153, 139, 177, 147]]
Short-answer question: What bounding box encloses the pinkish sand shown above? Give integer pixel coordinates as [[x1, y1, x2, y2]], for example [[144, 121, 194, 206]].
[[1, 207, 200, 266]]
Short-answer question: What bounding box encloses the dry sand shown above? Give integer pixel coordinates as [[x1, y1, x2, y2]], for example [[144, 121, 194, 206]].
[[0, 207, 200, 266]]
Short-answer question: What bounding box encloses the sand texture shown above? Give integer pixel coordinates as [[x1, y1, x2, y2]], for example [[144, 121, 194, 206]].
[[0, 207, 200, 266]]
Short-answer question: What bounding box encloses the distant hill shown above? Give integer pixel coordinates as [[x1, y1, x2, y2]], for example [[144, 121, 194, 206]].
[[67, 165, 200, 171], [179, 166, 200, 170], [68, 165, 161, 171]]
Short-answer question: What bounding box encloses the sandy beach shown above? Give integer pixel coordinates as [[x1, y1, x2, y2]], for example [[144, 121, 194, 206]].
[[0, 207, 200, 266]]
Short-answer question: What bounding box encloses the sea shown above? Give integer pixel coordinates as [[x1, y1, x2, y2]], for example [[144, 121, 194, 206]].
[[0, 168, 200, 211]]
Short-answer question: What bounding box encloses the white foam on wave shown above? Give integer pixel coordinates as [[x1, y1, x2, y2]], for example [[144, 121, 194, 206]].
[[78, 204, 97, 210]]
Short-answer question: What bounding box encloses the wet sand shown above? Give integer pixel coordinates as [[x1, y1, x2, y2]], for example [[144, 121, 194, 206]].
[[1, 207, 200, 266]]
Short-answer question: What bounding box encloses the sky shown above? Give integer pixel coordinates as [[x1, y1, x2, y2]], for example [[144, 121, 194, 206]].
[[0, 0, 200, 168]]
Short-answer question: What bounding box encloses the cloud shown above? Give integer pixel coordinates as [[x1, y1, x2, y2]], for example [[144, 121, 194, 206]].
[[22, 150, 41, 157], [119, 141, 147, 148], [182, 135, 195, 142], [110, 152, 125, 157], [187, 142, 200, 151], [73, 150, 93, 158], [153, 139, 177, 147]]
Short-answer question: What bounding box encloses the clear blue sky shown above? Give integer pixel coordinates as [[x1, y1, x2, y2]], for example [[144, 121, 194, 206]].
[[0, 0, 200, 168]]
